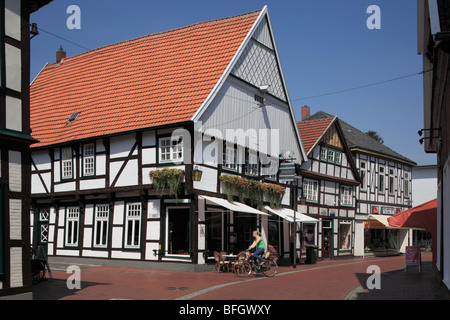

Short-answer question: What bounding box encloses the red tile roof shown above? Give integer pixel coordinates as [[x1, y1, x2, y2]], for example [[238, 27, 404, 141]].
[[297, 117, 336, 154], [30, 10, 261, 148]]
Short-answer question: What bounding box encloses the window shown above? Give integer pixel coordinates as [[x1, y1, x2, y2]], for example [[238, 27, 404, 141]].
[[339, 220, 352, 250], [340, 185, 353, 206], [335, 152, 342, 165], [159, 137, 183, 163], [327, 149, 335, 163], [261, 155, 277, 180], [303, 179, 319, 203], [39, 209, 49, 243], [0, 1, 4, 92], [83, 143, 95, 177], [223, 142, 237, 171], [61, 147, 73, 180], [94, 205, 109, 248], [404, 172, 410, 197], [65, 207, 80, 247], [125, 203, 141, 249], [389, 168, 395, 195], [360, 161, 367, 190], [378, 166, 385, 192], [244, 149, 259, 177], [320, 148, 327, 161]]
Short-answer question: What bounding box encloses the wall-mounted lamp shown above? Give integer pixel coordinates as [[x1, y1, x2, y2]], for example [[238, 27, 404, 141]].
[[30, 23, 39, 39], [192, 166, 203, 182], [418, 128, 441, 145], [298, 196, 306, 205]]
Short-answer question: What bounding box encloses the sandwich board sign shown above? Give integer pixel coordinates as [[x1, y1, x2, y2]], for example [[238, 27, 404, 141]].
[[405, 246, 421, 272]]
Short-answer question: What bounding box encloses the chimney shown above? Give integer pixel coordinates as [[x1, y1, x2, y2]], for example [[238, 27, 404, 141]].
[[56, 45, 66, 63], [301, 105, 310, 121]]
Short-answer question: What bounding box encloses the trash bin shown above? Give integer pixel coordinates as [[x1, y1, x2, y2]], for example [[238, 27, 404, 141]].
[[304, 245, 318, 264]]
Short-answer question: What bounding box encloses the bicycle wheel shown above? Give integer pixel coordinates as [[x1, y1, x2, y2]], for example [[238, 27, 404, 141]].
[[234, 260, 252, 278], [261, 258, 277, 277], [32, 269, 45, 284]]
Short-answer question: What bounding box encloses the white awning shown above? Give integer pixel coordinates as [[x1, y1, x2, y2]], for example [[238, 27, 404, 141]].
[[367, 214, 406, 229], [199, 195, 269, 215], [263, 205, 318, 223]]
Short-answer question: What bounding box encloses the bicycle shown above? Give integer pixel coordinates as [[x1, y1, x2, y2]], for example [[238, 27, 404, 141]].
[[31, 247, 47, 284], [233, 250, 278, 278]]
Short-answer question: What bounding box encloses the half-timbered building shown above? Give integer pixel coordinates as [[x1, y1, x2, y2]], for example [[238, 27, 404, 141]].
[[29, 7, 306, 269], [296, 115, 360, 260], [302, 109, 416, 257], [0, 0, 52, 299]]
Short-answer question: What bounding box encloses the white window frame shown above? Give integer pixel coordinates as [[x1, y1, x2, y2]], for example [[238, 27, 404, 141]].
[[124, 202, 141, 249], [61, 147, 73, 180], [339, 220, 352, 251], [340, 185, 353, 206], [304, 179, 319, 203], [93, 204, 109, 248], [360, 161, 367, 191], [389, 168, 395, 195], [223, 142, 237, 171], [335, 151, 342, 165], [261, 155, 277, 180], [327, 149, 335, 163], [244, 149, 259, 177], [65, 207, 80, 247], [404, 172, 410, 198], [83, 143, 95, 177], [165, 206, 191, 256], [320, 147, 328, 161], [158, 137, 183, 163], [378, 166, 385, 193]]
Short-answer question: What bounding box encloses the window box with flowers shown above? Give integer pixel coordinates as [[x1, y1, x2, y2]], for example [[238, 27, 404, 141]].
[[219, 175, 285, 209], [149, 168, 185, 198]]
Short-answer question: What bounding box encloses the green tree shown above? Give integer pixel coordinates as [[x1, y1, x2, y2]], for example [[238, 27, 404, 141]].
[[365, 130, 384, 144]]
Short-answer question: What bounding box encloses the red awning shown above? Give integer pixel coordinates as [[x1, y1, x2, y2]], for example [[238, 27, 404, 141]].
[[388, 198, 437, 268]]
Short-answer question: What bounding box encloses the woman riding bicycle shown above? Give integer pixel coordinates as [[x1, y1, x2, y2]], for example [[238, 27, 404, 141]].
[[248, 230, 265, 266]]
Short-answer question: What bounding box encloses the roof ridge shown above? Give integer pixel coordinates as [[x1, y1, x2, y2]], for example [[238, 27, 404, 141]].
[[48, 9, 262, 66]]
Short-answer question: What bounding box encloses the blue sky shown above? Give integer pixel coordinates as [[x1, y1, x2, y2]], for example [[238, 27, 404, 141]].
[[29, 0, 436, 166]]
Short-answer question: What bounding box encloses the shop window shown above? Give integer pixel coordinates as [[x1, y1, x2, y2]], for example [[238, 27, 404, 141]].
[[339, 220, 352, 250]]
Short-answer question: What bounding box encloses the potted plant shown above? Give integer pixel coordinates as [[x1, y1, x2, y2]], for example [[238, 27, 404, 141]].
[[149, 168, 185, 198]]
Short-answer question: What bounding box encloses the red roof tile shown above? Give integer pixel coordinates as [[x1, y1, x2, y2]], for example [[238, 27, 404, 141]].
[[30, 10, 261, 148], [297, 117, 336, 154]]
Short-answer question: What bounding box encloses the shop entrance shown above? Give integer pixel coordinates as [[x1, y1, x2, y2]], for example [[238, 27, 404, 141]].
[[322, 219, 333, 259], [235, 214, 257, 253]]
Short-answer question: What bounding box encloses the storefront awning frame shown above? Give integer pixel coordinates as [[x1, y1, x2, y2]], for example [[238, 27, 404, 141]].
[[199, 195, 270, 215], [263, 205, 318, 223]]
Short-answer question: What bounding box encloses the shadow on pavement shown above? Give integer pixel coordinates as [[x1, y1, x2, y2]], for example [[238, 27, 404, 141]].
[[352, 261, 450, 300], [32, 278, 111, 300]]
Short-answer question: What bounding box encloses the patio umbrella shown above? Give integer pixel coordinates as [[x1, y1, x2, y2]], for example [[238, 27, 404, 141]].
[[387, 198, 437, 268]]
